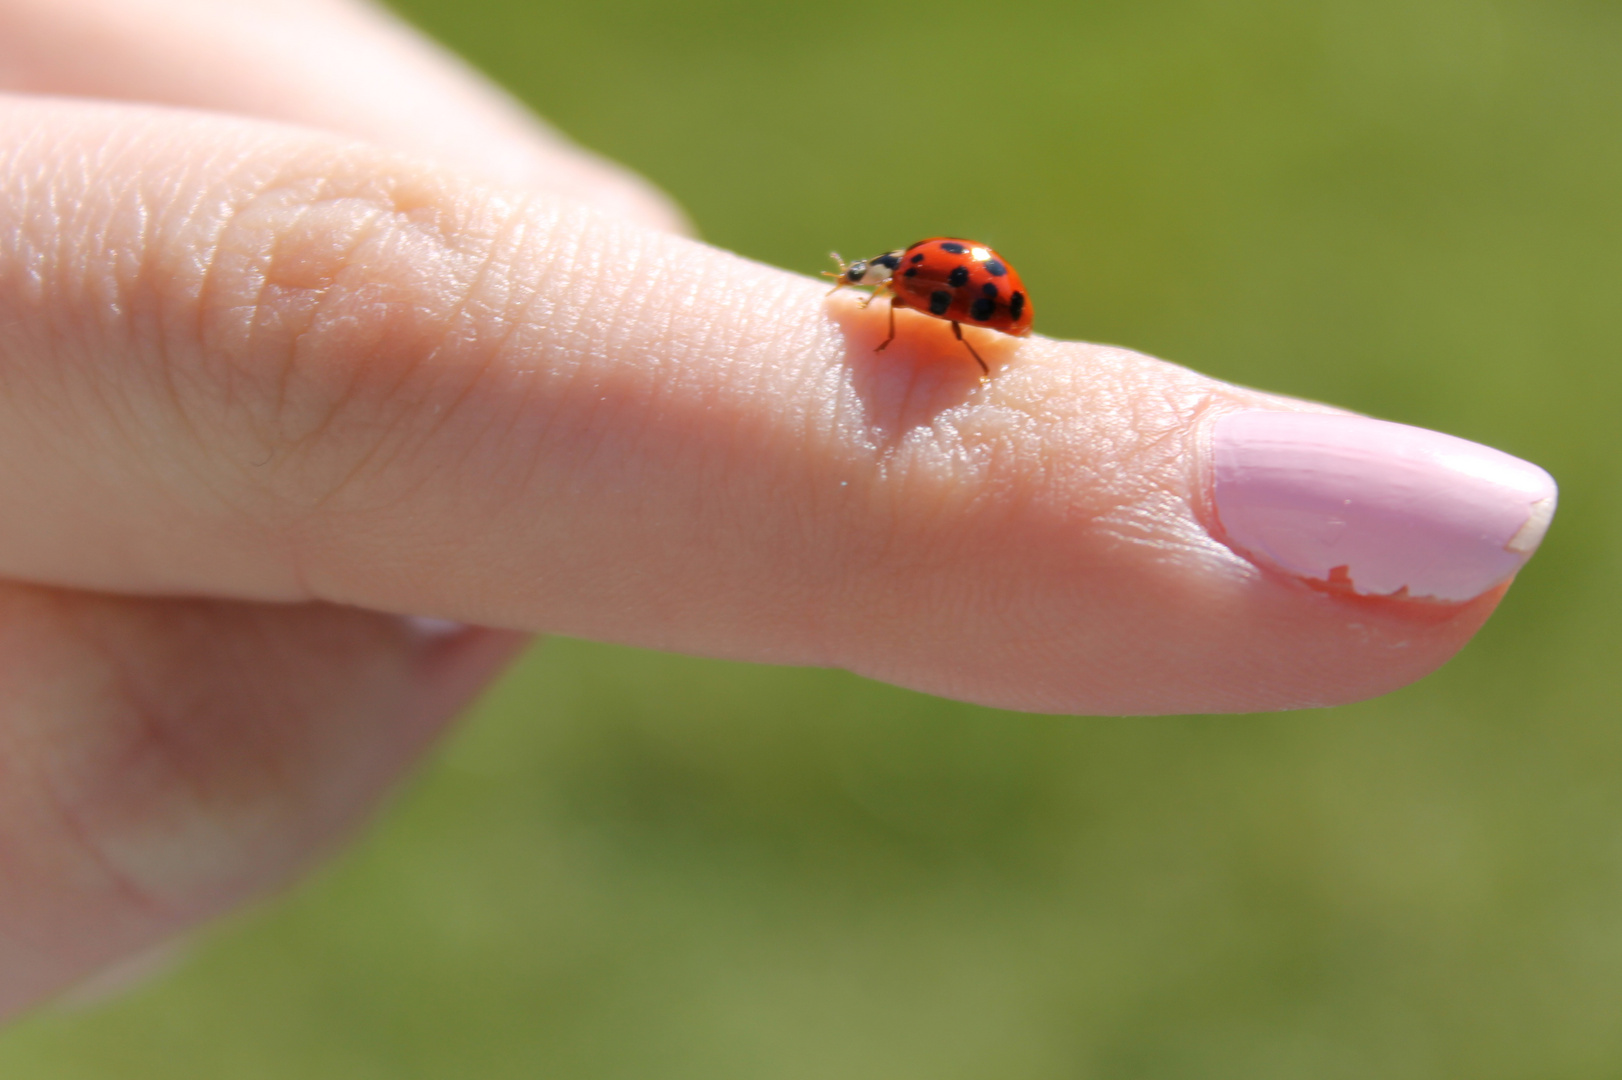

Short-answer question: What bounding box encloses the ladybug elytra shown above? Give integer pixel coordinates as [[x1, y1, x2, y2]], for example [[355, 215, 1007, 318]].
[[824, 238, 1033, 375]]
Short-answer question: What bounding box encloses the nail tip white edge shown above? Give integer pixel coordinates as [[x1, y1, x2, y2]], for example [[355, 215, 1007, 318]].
[[1505, 494, 1557, 556]]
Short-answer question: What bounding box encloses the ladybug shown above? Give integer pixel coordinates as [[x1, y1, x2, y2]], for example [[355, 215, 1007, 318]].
[[825, 238, 1032, 375]]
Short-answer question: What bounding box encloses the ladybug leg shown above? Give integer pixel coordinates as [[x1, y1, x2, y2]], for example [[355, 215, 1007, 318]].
[[874, 293, 897, 352], [952, 321, 990, 376]]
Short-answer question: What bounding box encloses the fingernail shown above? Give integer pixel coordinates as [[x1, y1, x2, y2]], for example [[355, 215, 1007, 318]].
[[1210, 411, 1557, 601], [401, 616, 473, 642]]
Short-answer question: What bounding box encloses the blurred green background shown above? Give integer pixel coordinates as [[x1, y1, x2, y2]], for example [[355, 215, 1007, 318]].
[[1, 0, 1615, 1075]]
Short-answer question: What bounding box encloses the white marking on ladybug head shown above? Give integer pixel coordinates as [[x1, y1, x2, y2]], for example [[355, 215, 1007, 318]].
[[858, 249, 902, 286]]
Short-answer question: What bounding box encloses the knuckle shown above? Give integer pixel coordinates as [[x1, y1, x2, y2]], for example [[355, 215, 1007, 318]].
[[186, 158, 515, 513]]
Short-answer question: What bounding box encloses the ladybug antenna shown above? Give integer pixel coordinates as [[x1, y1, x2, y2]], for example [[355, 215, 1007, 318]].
[[823, 251, 851, 295]]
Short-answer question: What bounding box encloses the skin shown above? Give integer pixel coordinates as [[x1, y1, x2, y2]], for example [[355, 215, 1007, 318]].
[[0, 0, 1503, 1019]]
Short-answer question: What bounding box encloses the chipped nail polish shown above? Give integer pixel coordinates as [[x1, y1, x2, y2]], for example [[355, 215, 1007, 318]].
[[1211, 411, 1557, 601]]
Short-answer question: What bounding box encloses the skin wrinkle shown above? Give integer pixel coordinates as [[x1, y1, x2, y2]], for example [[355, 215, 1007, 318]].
[[784, 319, 849, 593], [615, 237, 678, 399], [112, 162, 166, 367], [259, 190, 342, 442], [632, 390, 728, 629], [659, 273, 793, 629], [450, 212, 577, 517], [189, 174, 369, 599], [826, 414, 908, 589], [268, 196, 409, 450], [3, 125, 57, 310], [174, 144, 266, 463], [30, 773, 173, 957], [575, 232, 674, 506], [672, 276, 742, 537], [267, 201, 723, 622], [88, 129, 159, 330], [20, 128, 496, 597], [1086, 430, 1199, 553], [818, 343, 1213, 689], [279, 237, 531, 599], [527, 215, 644, 511], [884, 386, 1024, 540], [773, 379, 856, 653], [511, 205, 593, 484], [75, 611, 290, 879], [297, 203, 506, 520], [185, 149, 305, 484], [1039, 355, 1186, 531], [793, 320, 846, 584], [100, 137, 205, 441], [569, 250, 804, 641], [363, 202, 539, 513], [739, 292, 872, 612], [207, 166, 492, 508], [24, 603, 190, 924], [564, 208, 626, 367], [20, 141, 195, 552], [34, 598, 414, 916]]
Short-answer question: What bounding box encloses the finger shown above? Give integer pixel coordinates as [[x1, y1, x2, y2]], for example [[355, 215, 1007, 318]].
[[0, 582, 525, 1018], [0, 0, 685, 230], [0, 99, 1557, 714]]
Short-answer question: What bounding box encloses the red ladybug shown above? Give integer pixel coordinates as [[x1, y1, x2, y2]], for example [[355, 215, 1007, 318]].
[[825, 238, 1033, 375]]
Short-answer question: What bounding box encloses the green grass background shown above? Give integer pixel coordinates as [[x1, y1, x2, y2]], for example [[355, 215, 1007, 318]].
[[1, 0, 1616, 1075]]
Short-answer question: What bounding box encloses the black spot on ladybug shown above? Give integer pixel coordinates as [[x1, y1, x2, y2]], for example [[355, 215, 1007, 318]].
[[874, 253, 901, 269], [904, 267, 918, 278], [910, 252, 925, 264], [947, 265, 969, 287], [981, 282, 999, 298], [970, 297, 996, 321], [939, 241, 968, 254], [983, 259, 1007, 277], [929, 290, 953, 315], [1009, 291, 1025, 319]]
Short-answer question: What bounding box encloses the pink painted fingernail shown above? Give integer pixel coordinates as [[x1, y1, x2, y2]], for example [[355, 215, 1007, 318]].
[[1210, 411, 1557, 601]]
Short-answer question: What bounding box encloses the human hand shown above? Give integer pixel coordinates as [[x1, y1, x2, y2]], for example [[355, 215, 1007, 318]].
[[0, 0, 1555, 1017]]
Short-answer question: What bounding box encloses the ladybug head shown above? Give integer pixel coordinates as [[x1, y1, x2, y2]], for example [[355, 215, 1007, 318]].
[[824, 250, 902, 290]]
